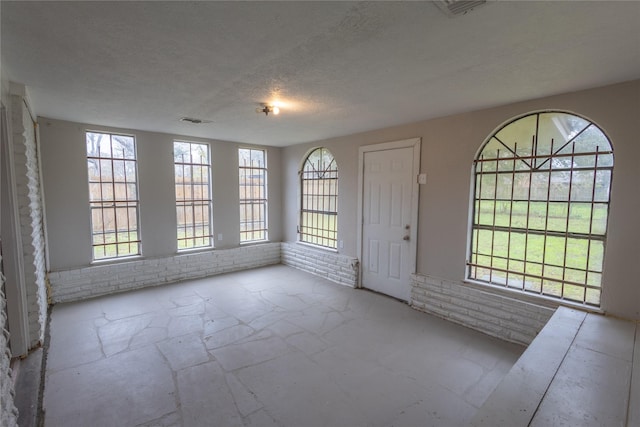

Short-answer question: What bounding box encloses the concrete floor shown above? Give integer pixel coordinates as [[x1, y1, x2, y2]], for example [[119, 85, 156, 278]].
[[13, 347, 43, 427], [43, 265, 523, 427]]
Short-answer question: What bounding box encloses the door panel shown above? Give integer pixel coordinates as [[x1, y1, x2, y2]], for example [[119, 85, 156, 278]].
[[362, 147, 414, 301], [389, 243, 402, 279], [369, 239, 380, 273]]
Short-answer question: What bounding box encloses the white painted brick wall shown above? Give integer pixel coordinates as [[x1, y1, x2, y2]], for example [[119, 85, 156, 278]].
[[48, 243, 281, 303], [49, 242, 360, 303], [280, 242, 359, 287], [411, 274, 554, 346], [0, 255, 20, 427], [11, 95, 47, 349]]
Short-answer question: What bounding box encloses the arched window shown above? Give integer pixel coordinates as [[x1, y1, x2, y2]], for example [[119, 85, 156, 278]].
[[299, 147, 338, 249], [468, 111, 613, 306]]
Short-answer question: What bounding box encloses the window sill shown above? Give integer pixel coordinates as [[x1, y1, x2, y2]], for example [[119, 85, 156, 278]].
[[91, 255, 143, 266], [296, 240, 339, 253], [240, 240, 270, 246], [462, 278, 605, 314], [176, 246, 214, 255]]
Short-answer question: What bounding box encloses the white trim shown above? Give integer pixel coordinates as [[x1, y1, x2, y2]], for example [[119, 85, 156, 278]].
[[239, 239, 271, 246], [86, 131, 143, 260], [356, 137, 421, 291], [176, 246, 214, 254], [0, 103, 30, 356], [35, 116, 52, 273], [90, 254, 144, 266]]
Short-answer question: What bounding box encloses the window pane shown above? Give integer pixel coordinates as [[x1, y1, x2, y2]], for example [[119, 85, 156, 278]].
[[509, 232, 526, 261], [300, 148, 338, 249], [537, 112, 589, 155], [174, 141, 212, 250], [86, 131, 140, 260], [239, 148, 268, 242]]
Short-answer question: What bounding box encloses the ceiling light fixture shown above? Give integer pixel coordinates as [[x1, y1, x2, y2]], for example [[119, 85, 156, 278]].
[[257, 105, 280, 116]]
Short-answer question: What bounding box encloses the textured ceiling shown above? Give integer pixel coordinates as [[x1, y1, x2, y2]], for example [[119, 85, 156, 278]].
[[2, 1, 639, 146]]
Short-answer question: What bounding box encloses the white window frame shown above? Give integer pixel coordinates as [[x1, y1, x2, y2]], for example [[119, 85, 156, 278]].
[[174, 140, 213, 251], [299, 147, 338, 249], [86, 131, 141, 261], [239, 147, 268, 243], [467, 111, 613, 307]]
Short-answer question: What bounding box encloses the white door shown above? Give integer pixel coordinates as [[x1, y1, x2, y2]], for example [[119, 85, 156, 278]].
[[360, 142, 418, 302]]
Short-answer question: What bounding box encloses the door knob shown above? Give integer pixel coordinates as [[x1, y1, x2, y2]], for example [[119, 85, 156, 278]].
[[403, 235, 410, 241]]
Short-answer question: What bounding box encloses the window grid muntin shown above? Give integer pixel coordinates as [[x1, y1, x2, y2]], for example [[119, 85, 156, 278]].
[[239, 148, 268, 243], [299, 148, 338, 249], [174, 141, 213, 250], [86, 131, 140, 260], [468, 112, 612, 306]]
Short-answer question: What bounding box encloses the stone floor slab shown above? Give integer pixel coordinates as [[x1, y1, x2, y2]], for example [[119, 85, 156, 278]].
[[44, 265, 524, 427], [44, 346, 176, 427]]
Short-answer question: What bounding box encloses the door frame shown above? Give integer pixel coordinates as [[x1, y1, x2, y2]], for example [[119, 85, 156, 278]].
[[356, 137, 421, 290]]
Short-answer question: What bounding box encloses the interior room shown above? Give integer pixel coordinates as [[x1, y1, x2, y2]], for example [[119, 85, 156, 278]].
[[1, 1, 639, 426]]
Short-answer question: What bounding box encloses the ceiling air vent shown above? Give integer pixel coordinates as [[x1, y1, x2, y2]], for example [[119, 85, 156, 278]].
[[435, 0, 487, 17], [180, 117, 212, 124]]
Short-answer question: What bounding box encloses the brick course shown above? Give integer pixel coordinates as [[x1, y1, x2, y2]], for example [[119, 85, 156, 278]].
[[280, 242, 359, 287]]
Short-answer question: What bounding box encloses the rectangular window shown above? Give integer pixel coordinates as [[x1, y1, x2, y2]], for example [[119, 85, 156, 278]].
[[239, 148, 268, 242], [174, 141, 212, 250], [86, 131, 140, 260]]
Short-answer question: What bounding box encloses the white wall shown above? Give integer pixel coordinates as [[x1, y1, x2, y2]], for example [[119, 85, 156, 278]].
[[39, 118, 283, 271], [282, 80, 640, 320]]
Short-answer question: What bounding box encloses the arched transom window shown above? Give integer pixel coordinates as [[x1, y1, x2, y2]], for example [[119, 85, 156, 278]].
[[468, 111, 613, 306], [299, 147, 338, 249]]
